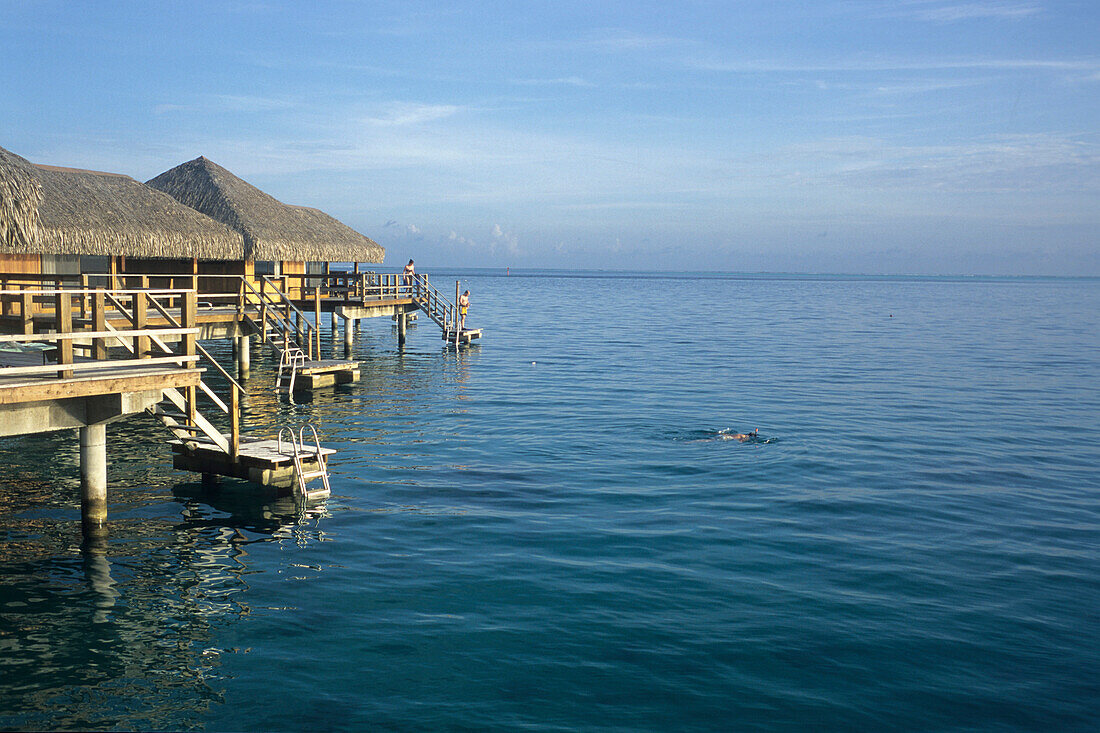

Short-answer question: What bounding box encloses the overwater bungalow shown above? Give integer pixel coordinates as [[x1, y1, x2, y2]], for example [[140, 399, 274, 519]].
[[0, 145, 384, 299], [145, 156, 384, 298], [0, 143, 472, 535]]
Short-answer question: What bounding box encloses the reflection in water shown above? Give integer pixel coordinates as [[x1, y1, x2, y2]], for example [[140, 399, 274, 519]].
[[0, 491, 330, 730], [0, 317, 461, 730]]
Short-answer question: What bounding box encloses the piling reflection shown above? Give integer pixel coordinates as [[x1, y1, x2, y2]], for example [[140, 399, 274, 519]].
[[0, 474, 330, 730], [0, 316, 472, 729]]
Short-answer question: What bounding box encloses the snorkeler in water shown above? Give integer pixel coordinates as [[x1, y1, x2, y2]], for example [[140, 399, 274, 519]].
[[732, 429, 759, 442]]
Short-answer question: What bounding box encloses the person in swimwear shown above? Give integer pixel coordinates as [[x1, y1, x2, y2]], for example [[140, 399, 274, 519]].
[[458, 289, 470, 331], [732, 429, 758, 442], [402, 259, 415, 290]]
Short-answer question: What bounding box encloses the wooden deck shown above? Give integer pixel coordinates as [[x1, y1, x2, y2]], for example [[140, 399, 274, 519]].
[[442, 328, 483, 345], [169, 436, 335, 490], [294, 359, 361, 390]]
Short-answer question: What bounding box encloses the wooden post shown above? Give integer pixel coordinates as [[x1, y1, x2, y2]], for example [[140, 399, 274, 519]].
[[133, 291, 148, 358], [260, 277, 269, 341], [80, 274, 89, 320], [56, 291, 73, 378], [182, 290, 197, 364], [230, 385, 240, 462], [397, 310, 407, 346], [20, 287, 33, 335], [93, 288, 107, 361], [314, 286, 322, 359]]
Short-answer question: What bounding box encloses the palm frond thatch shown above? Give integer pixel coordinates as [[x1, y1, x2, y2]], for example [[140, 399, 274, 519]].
[[28, 164, 245, 259], [0, 145, 43, 251], [146, 157, 385, 263]]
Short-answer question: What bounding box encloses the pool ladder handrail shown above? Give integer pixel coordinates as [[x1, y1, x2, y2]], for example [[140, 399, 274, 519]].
[[277, 423, 331, 499], [276, 343, 307, 395]]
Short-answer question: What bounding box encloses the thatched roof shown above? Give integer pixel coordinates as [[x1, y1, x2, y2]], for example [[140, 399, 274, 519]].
[[147, 157, 384, 263], [0, 144, 246, 259], [0, 145, 42, 251], [26, 164, 246, 259]]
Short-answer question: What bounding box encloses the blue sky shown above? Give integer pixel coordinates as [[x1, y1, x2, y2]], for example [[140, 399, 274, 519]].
[[2, 1, 1097, 274]]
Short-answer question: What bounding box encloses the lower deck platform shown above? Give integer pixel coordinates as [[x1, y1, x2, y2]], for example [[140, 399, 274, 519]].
[[170, 436, 335, 491], [442, 328, 483, 345], [295, 359, 360, 389]]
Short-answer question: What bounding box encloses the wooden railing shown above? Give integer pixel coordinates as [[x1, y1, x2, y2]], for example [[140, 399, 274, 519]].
[[0, 284, 242, 460], [0, 287, 199, 379]]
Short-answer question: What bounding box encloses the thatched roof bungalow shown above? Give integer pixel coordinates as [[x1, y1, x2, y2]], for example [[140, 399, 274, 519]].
[[146, 157, 384, 264], [1, 144, 246, 280]]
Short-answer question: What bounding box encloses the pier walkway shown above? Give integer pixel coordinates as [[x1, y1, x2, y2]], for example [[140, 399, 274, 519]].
[[0, 267, 481, 534]]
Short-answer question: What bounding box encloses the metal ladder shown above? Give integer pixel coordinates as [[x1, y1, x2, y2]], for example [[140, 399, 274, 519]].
[[276, 340, 306, 395], [278, 424, 331, 499]]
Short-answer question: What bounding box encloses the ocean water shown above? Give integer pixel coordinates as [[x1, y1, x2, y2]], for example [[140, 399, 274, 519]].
[[0, 271, 1098, 731]]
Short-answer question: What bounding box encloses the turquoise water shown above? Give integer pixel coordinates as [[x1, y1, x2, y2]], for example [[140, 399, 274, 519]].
[[1, 272, 1098, 731]]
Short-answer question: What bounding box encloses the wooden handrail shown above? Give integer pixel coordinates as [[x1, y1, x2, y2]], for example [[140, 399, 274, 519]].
[[144, 291, 246, 395], [0, 355, 199, 378], [0, 287, 196, 297], [0, 327, 199, 344]]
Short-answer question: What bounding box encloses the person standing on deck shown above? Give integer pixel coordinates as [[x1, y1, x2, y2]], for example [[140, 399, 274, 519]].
[[402, 260, 415, 291], [459, 290, 470, 331]]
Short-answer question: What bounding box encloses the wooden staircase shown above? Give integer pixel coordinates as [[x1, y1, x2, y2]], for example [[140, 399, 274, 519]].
[[240, 277, 318, 360]]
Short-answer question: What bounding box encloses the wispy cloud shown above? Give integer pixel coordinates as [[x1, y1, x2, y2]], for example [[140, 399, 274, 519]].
[[689, 56, 1099, 74], [890, 1, 1042, 22], [510, 76, 595, 88], [213, 94, 297, 112], [362, 102, 462, 126], [577, 30, 688, 52]]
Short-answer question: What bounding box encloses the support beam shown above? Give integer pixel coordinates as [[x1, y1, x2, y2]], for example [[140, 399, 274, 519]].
[[80, 423, 107, 537], [343, 315, 354, 353], [237, 334, 250, 378], [397, 311, 407, 346]]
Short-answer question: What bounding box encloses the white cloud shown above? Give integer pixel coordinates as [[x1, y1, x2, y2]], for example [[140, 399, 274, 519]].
[[362, 102, 461, 126], [213, 94, 295, 112], [511, 76, 595, 87], [490, 224, 520, 254], [892, 1, 1042, 22]]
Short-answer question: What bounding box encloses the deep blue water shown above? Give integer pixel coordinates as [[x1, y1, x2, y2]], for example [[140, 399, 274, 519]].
[[1, 272, 1098, 731]]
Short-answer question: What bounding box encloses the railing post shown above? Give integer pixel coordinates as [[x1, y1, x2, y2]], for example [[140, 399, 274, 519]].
[[20, 286, 33, 335], [230, 385, 240, 462], [182, 289, 197, 366], [314, 285, 321, 360], [93, 288, 107, 360], [260, 277, 269, 341], [133, 291, 148, 358], [80, 274, 89, 320], [55, 291, 73, 378]]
